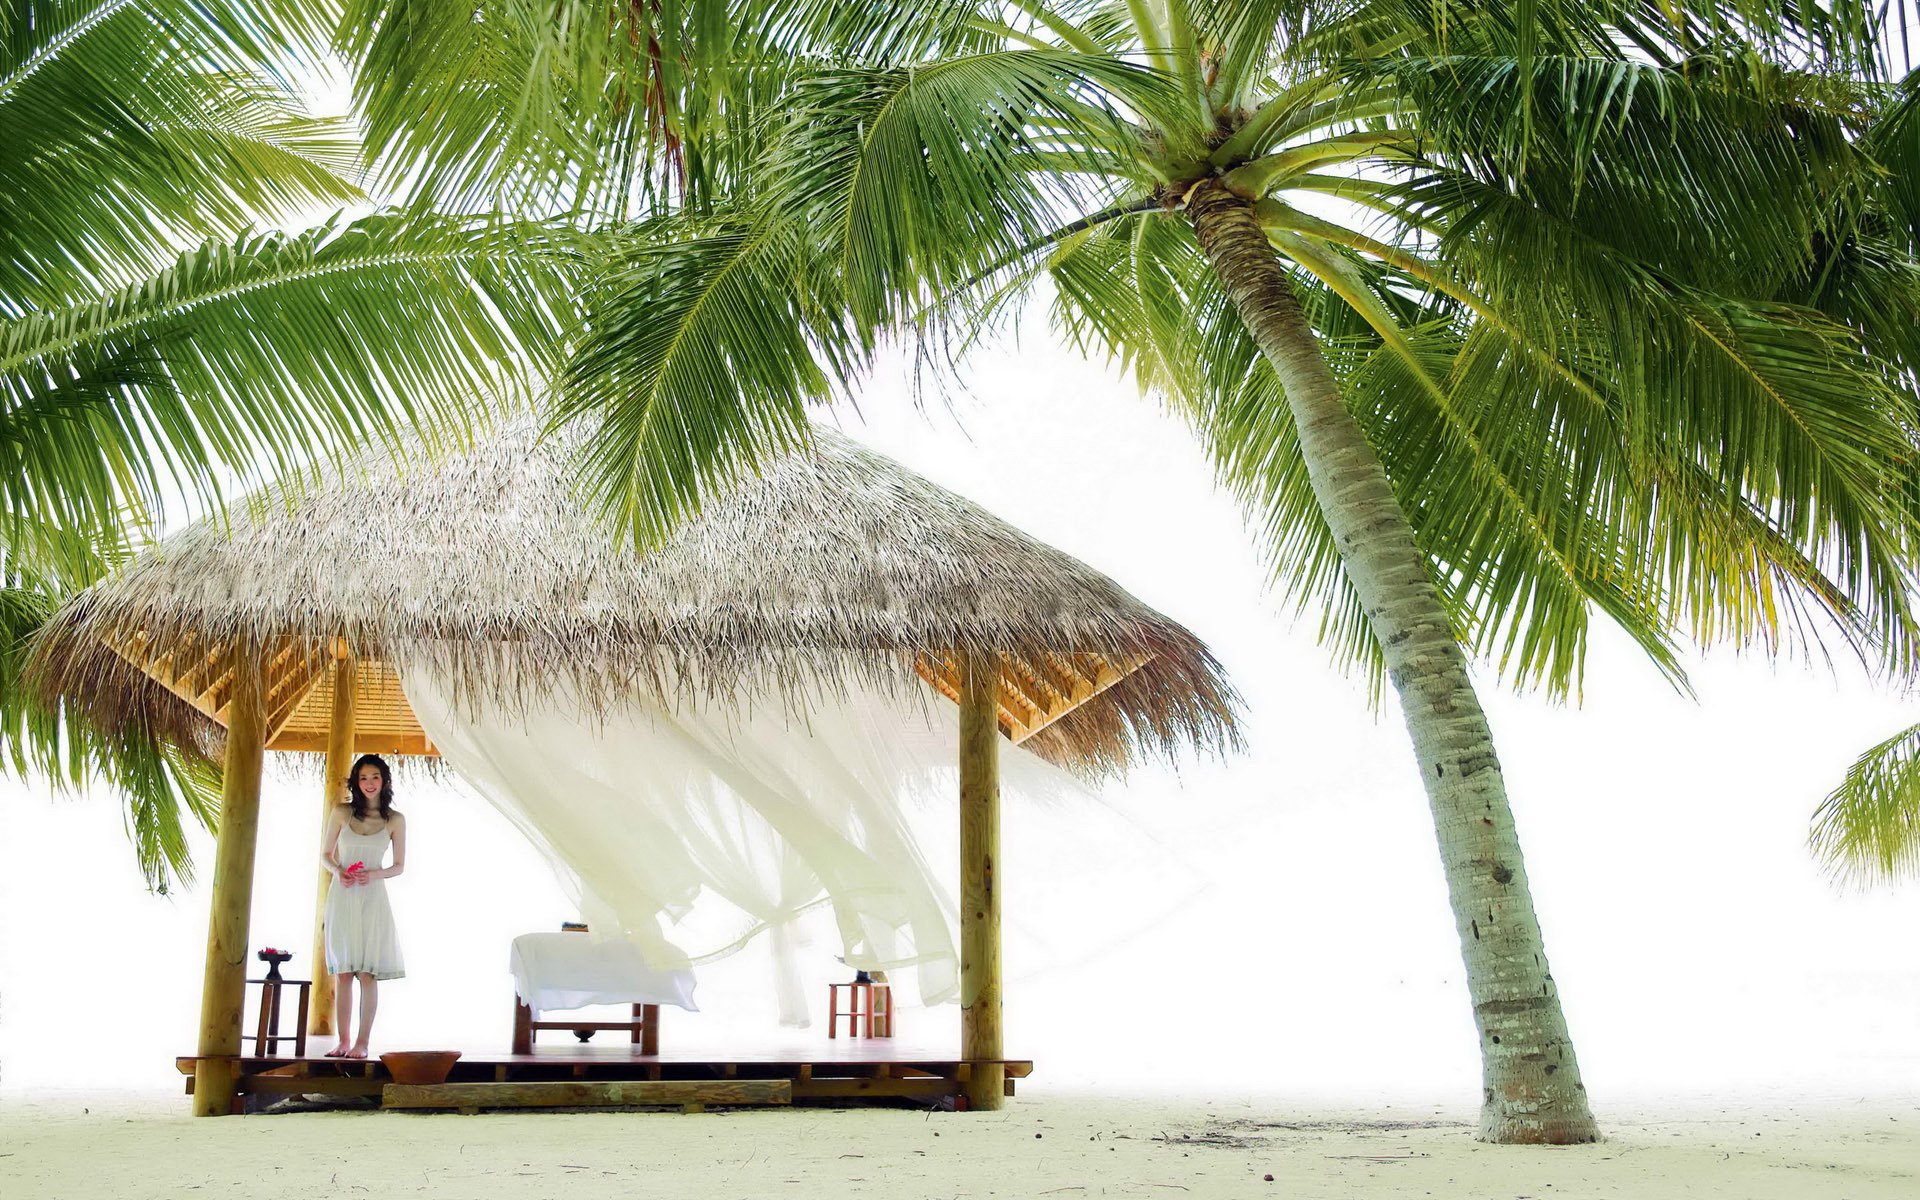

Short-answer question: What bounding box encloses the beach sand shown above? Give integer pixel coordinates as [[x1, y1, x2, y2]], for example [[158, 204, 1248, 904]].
[[3, 1088, 1913, 1199]]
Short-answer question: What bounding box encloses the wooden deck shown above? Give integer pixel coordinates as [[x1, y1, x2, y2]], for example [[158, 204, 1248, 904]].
[[175, 1039, 1032, 1113]]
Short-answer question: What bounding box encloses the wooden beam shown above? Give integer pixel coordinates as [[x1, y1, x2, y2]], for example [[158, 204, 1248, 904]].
[[264, 645, 329, 744], [1008, 652, 1153, 745], [958, 653, 1006, 1112], [381, 1080, 792, 1110], [308, 648, 357, 1038], [913, 652, 962, 706], [793, 1078, 958, 1100], [266, 730, 437, 756], [995, 675, 1043, 736], [1036, 652, 1095, 705], [192, 639, 268, 1117], [1003, 657, 1065, 721], [170, 640, 227, 699]]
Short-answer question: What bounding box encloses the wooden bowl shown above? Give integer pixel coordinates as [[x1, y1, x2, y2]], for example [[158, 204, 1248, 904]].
[[379, 1050, 462, 1085]]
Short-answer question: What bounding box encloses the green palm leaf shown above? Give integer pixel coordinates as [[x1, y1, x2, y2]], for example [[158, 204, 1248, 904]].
[[1813, 722, 1920, 884], [757, 50, 1172, 329], [0, 0, 354, 307], [1, 563, 221, 893], [559, 212, 859, 543], [1, 209, 584, 541]]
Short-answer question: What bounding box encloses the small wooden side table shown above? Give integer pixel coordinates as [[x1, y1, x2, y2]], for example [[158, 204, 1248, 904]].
[[250, 977, 311, 1057], [513, 1000, 659, 1055], [827, 981, 895, 1038]]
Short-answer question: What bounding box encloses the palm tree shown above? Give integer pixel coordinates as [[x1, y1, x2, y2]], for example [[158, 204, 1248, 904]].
[[1, 0, 580, 886], [523, 3, 1920, 1142]]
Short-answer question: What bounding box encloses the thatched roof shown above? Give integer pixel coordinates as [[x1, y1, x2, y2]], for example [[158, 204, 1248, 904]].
[[30, 416, 1240, 774]]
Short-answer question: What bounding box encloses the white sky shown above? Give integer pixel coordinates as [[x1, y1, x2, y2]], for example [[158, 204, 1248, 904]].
[[3, 329, 1917, 1107]]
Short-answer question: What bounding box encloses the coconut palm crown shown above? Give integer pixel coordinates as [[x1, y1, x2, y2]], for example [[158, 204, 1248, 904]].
[[520, 0, 1920, 1145]]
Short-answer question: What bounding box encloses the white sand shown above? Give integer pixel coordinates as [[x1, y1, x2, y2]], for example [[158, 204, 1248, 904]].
[[3, 1088, 1914, 1198]]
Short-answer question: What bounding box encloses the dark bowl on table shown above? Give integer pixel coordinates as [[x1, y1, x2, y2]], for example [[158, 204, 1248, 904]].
[[380, 1050, 463, 1085]]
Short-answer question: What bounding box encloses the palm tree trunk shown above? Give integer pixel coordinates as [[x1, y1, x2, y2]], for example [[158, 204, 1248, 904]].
[[1186, 179, 1600, 1145]]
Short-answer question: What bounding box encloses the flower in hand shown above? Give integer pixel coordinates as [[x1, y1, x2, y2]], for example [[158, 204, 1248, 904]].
[[343, 860, 367, 886]]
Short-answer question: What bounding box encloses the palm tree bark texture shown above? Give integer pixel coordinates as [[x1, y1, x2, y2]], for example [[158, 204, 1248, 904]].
[[1187, 178, 1597, 1144]]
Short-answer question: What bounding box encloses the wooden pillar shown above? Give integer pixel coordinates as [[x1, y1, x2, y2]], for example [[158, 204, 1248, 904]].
[[192, 642, 269, 1116], [959, 653, 1005, 1111], [308, 646, 356, 1036]]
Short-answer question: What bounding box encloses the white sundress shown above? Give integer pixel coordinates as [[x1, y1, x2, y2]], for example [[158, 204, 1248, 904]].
[[324, 823, 406, 980]]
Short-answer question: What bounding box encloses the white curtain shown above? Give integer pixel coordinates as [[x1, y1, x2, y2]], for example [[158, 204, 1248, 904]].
[[402, 669, 1081, 1023]]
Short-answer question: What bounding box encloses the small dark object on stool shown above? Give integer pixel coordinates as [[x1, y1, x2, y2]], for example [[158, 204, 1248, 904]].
[[256, 947, 293, 981]]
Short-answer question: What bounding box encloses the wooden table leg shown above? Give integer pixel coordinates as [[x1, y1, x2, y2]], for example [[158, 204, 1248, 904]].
[[252, 982, 271, 1056], [293, 983, 310, 1056], [641, 1004, 660, 1056], [827, 985, 838, 1038], [512, 999, 534, 1055]]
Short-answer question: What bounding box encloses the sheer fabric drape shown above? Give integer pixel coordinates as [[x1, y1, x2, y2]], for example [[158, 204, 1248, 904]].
[[403, 669, 1078, 1022]]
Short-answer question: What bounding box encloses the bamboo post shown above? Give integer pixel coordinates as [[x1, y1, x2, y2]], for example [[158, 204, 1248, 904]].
[[958, 653, 1006, 1111], [308, 645, 356, 1036], [192, 641, 269, 1116]]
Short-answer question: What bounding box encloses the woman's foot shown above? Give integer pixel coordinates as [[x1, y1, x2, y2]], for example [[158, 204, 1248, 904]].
[[324, 1043, 350, 1058], [345, 1045, 369, 1059]]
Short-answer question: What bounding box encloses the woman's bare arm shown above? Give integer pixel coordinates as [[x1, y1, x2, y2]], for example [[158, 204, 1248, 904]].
[[369, 813, 406, 881], [319, 807, 350, 882]]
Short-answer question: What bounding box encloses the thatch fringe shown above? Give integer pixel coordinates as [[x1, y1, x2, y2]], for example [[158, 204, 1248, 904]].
[[29, 417, 1241, 775]]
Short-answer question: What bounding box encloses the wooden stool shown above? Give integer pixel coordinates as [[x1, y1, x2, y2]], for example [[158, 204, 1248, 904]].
[[249, 977, 311, 1057], [826, 982, 895, 1038]]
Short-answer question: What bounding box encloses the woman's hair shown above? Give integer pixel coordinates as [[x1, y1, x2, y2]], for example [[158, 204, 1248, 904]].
[[347, 753, 395, 823]]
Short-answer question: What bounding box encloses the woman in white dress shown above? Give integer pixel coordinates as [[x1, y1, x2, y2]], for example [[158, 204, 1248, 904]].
[[320, 753, 407, 1058]]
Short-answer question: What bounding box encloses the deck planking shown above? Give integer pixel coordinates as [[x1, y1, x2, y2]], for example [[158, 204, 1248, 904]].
[[174, 1040, 1030, 1111]]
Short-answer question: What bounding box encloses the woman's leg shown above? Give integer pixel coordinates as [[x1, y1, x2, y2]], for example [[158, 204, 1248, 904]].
[[350, 972, 378, 1056], [328, 974, 354, 1055]]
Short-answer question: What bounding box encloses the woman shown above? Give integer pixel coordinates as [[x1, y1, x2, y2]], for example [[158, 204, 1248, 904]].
[[320, 753, 407, 1058]]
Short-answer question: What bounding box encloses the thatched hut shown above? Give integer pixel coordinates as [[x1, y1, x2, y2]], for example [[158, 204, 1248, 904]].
[[31, 415, 1239, 1115]]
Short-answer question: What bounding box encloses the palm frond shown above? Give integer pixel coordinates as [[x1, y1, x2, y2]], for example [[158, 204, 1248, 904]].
[[1188, 0, 1310, 108], [755, 50, 1171, 329], [1812, 722, 1920, 884], [1, 209, 585, 534], [0, 570, 220, 893], [340, 0, 838, 218], [0, 0, 356, 308], [1319, 0, 1896, 78], [559, 212, 862, 546], [1365, 51, 1868, 295], [1392, 170, 1920, 668], [743, 0, 997, 60]]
